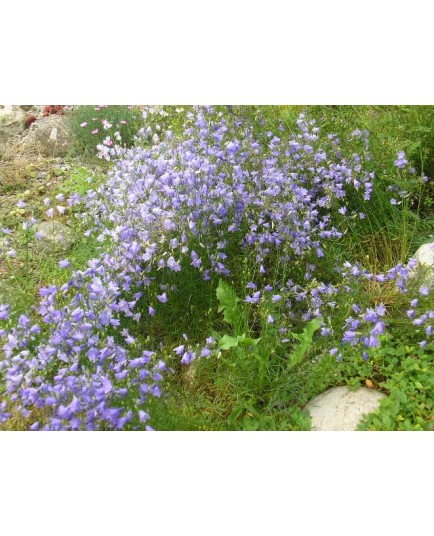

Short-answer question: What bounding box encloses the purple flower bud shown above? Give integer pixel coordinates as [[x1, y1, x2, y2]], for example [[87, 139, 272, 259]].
[[419, 286, 429, 297], [394, 151, 408, 169], [371, 321, 385, 336], [59, 259, 70, 269], [0, 304, 9, 321], [138, 410, 150, 423], [157, 293, 168, 303], [375, 303, 386, 316]]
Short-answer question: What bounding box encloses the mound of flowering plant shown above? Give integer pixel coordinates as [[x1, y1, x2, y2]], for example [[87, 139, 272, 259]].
[[66, 105, 143, 157], [1, 106, 432, 430]]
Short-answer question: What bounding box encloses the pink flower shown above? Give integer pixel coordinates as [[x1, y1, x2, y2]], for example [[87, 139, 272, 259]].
[[92, 129, 99, 134], [80, 122, 87, 127]]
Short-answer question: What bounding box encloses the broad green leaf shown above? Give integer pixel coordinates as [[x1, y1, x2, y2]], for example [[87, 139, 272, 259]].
[[216, 279, 245, 335], [219, 334, 243, 350], [287, 317, 322, 369], [238, 337, 261, 347]]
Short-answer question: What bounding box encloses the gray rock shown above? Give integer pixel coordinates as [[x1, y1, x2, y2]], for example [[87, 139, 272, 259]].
[[304, 385, 385, 431], [0, 106, 27, 138], [408, 241, 434, 287], [19, 115, 68, 157], [34, 221, 76, 253]]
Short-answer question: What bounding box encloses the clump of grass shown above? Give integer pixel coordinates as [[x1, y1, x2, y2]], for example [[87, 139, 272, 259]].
[[66, 105, 143, 157], [0, 162, 34, 195]]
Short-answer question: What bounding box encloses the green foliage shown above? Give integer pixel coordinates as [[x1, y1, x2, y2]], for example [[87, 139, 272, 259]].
[[287, 318, 322, 369], [356, 343, 433, 431], [59, 165, 106, 197], [66, 105, 143, 157], [216, 279, 246, 335], [165, 280, 324, 430], [218, 334, 261, 351]]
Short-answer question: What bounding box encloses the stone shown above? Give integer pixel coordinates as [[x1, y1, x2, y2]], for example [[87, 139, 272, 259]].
[[408, 241, 434, 287], [49, 127, 58, 141], [19, 115, 69, 157], [0, 106, 27, 138], [304, 385, 386, 431], [34, 221, 76, 253]]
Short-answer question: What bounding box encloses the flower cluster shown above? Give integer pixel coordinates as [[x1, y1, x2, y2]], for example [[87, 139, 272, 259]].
[[0, 253, 165, 429]]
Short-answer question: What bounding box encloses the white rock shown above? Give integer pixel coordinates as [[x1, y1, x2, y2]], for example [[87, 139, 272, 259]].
[[408, 241, 434, 286], [304, 386, 385, 431], [49, 127, 58, 141], [414, 241, 434, 267]]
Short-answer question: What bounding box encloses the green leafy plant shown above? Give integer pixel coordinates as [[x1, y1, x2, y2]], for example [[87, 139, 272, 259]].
[[66, 105, 143, 157], [215, 279, 246, 336], [357, 342, 434, 431], [287, 318, 322, 369]]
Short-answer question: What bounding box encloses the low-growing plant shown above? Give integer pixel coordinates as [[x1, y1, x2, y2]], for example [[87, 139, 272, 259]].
[[356, 340, 433, 431], [66, 105, 144, 157]]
